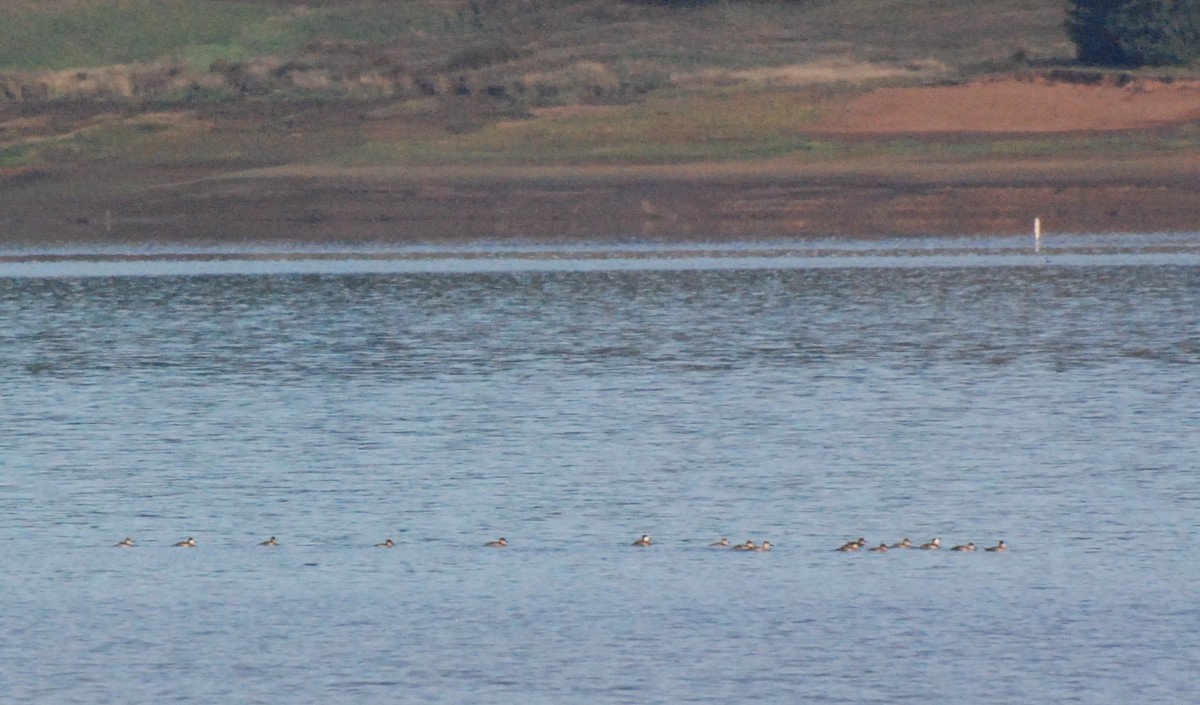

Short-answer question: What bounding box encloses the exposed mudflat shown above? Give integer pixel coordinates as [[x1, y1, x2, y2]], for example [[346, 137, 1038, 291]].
[[4, 77, 1199, 246]]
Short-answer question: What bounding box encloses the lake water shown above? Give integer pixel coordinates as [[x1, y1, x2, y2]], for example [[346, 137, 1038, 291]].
[[2, 235, 1198, 704]]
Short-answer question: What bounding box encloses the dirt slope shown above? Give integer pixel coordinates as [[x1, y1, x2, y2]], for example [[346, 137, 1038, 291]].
[[812, 76, 1200, 133]]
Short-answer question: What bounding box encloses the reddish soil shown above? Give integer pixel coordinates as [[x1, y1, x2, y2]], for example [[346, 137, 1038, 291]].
[[811, 76, 1200, 133]]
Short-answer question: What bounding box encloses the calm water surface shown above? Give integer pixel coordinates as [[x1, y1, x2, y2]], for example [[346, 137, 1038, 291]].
[[1, 238, 1198, 704]]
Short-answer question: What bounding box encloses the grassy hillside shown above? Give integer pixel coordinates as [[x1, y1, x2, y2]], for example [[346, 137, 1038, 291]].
[[0, 0, 1083, 172], [0, 0, 1074, 75], [3, 0, 1199, 245], [0, 0, 1081, 107]]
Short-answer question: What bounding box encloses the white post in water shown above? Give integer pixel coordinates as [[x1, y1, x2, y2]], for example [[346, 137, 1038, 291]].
[[1034, 217, 1042, 253]]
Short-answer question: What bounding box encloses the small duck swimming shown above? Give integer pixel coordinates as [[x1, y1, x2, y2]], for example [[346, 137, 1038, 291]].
[[733, 540, 757, 551], [484, 537, 508, 547], [632, 534, 653, 547], [868, 543, 889, 553], [709, 538, 731, 547], [920, 537, 941, 550], [375, 538, 395, 548], [951, 542, 976, 552], [260, 537, 279, 547], [985, 540, 1009, 552], [889, 538, 913, 549], [114, 537, 135, 548], [174, 537, 197, 548], [837, 538, 866, 552], [755, 541, 772, 552]]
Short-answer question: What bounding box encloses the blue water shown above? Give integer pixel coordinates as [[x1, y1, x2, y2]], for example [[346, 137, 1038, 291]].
[[1, 238, 1198, 704]]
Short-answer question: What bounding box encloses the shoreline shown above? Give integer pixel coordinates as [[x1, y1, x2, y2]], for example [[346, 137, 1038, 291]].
[[5, 153, 1199, 248], [6, 74, 1200, 249]]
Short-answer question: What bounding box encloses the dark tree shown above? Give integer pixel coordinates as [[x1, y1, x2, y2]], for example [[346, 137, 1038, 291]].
[[1067, 0, 1200, 67], [1067, 0, 1127, 65]]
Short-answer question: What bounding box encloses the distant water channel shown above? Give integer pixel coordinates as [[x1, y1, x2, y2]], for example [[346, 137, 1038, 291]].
[[1, 235, 1198, 704]]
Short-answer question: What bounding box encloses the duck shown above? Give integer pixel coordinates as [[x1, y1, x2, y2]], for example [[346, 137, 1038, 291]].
[[951, 542, 976, 552], [837, 537, 866, 552], [484, 537, 508, 548], [375, 538, 395, 548], [174, 537, 197, 548], [755, 541, 773, 552], [114, 537, 135, 548], [919, 537, 941, 550], [985, 540, 1009, 552], [709, 538, 731, 547], [732, 540, 757, 551], [889, 538, 913, 549], [260, 537, 279, 547], [868, 543, 889, 553], [632, 534, 653, 547]]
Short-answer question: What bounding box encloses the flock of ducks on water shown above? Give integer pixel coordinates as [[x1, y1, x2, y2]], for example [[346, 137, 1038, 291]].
[[630, 535, 774, 550], [112, 535, 1007, 552], [836, 537, 1008, 552], [700, 537, 771, 551]]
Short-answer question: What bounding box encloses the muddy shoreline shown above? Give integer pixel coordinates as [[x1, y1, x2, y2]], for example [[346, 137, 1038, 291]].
[[5, 153, 1199, 248], [5, 75, 1200, 248]]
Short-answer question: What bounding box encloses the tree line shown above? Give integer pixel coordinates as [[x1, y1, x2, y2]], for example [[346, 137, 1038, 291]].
[[1067, 0, 1200, 66]]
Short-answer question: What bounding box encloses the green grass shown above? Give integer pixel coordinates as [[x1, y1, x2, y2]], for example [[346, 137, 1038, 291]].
[[348, 135, 838, 166], [0, 2, 282, 70], [0, 143, 39, 167], [0, 0, 1078, 73], [4, 119, 175, 166], [5, 0, 1199, 180], [0, 0, 471, 71], [337, 90, 833, 165], [291, 3, 474, 44]]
